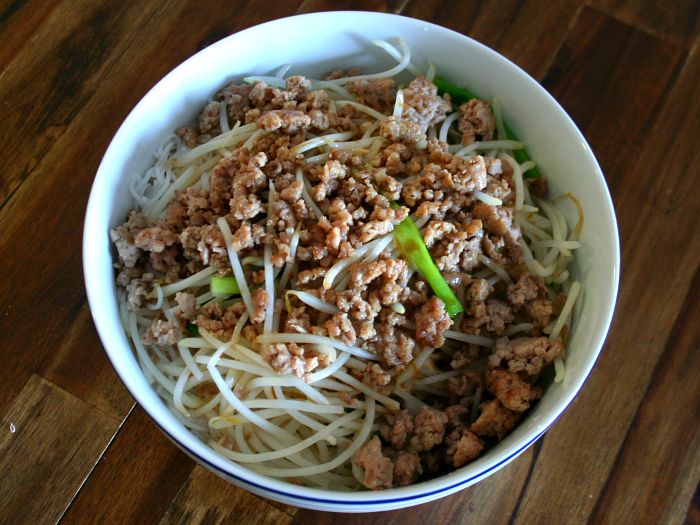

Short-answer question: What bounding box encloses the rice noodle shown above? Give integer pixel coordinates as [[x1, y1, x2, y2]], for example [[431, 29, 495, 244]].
[[451, 139, 523, 156], [296, 168, 324, 220], [443, 330, 495, 347], [287, 290, 339, 314], [372, 38, 421, 77], [425, 61, 436, 82], [392, 89, 405, 118], [438, 112, 459, 144], [174, 123, 257, 167], [473, 191, 502, 206], [217, 217, 254, 315], [334, 100, 387, 121], [277, 225, 301, 294], [291, 131, 355, 155], [477, 254, 513, 284], [549, 281, 581, 341], [328, 38, 411, 85], [263, 182, 276, 336]]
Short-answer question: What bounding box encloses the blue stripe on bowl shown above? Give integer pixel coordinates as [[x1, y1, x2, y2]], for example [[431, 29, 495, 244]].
[[149, 413, 548, 506]]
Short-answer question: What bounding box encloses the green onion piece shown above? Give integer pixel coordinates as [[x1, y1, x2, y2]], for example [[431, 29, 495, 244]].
[[434, 77, 478, 104], [434, 76, 541, 179], [393, 217, 464, 317], [186, 323, 199, 336], [211, 275, 240, 297]]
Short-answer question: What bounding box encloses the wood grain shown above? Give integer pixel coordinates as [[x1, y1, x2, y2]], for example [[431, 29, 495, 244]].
[[0, 374, 119, 524], [585, 40, 700, 525], [60, 406, 194, 525], [160, 466, 296, 525], [0, 0, 59, 70], [297, 0, 409, 13], [403, 0, 581, 80], [588, 0, 700, 49], [0, 0, 168, 208], [1, 1, 698, 523], [540, 6, 685, 195], [590, 268, 700, 524]]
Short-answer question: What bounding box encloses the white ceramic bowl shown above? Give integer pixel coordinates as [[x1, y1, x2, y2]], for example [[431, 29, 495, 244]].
[[83, 11, 619, 512]]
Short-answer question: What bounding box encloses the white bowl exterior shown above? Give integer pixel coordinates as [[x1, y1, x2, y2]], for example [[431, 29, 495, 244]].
[[83, 11, 619, 512]]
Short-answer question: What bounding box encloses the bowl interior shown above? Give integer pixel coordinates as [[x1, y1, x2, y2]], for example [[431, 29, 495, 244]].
[[84, 11, 619, 511]]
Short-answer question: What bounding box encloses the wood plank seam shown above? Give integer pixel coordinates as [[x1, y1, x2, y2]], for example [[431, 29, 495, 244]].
[[507, 439, 546, 525], [582, 0, 695, 50], [3, 372, 126, 426], [585, 263, 700, 525], [56, 403, 136, 524], [0, 373, 122, 523]]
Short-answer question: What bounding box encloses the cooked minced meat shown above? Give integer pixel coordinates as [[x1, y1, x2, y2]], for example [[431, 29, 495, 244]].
[[112, 68, 575, 491]]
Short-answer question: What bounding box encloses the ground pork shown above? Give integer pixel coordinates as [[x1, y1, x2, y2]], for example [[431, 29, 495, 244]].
[[401, 76, 451, 131], [381, 410, 415, 449], [196, 301, 247, 341], [133, 226, 179, 253], [471, 399, 520, 440], [250, 288, 268, 324], [445, 428, 484, 467], [507, 273, 547, 306], [379, 116, 426, 144], [174, 292, 197, 321], [324, 312, 356, 346], [415, 296, 453, 348], [123, 272, 154, 310], [110, 210, 146, 268], [357, 363, 391, 388], [347, 78, 396, 112], [410, 407, 449, 452], [489, 337, 565, 376], [351, 258, 407, 287], [324, 66, 363, 80], [526, 297, 555, 328], [393, 451, 422, 486], [430, 219, 483, 272], [142, 319, 178, 346], [486, 369, 537, 413], [256, 110, 311, 133], [262, 342, 318, 381], [284, 306, 311, 333], [458, 99, 496, 145], [215, 82, 253, 123], [198, 100, 221, 136], [472, 202, 514, 237], [444, 404, 470, 428], [179, 225, 229, 270], [352, 436, 393, 490]]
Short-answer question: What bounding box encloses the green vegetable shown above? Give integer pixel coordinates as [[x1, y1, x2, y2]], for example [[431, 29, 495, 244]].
[[186, 323, 199, 336], [211, 275, 240, 297], [434, 77, 478, 104], [393, 217, 464, 317], [434, 76, 542, 178]]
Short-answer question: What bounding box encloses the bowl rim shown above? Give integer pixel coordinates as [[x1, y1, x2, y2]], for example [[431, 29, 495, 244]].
[[83, 10, 620, 507]]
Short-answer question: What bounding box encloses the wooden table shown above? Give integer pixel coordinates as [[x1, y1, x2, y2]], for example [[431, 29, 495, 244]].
[[1, 1, 698, 523]]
